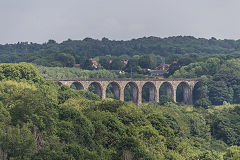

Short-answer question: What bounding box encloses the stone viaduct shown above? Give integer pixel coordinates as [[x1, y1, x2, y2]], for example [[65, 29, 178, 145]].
[[49, 78, 198, 105]]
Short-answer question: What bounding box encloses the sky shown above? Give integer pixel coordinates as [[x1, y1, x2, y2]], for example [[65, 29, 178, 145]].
[[0, 0, 240, 44]]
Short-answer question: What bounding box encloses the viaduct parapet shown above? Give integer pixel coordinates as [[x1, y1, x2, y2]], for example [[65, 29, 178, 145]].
[[48, 78, 198, 105]]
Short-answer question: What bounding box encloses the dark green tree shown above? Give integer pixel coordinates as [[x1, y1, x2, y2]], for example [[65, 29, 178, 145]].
[[110, 58, 123, 70], [124, 58, 139, 73], [82, 59, 93, 70], [0, 125, 37, 159], [208, 81, 233, 105], [99, 56, 110, 69], [138, 55, 156, 69]]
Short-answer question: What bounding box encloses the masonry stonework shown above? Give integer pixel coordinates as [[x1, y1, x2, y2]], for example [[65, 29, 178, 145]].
[[50, 78, 198, 105]]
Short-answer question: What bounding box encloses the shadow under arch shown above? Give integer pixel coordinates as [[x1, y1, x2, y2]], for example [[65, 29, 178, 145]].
[[88, 82, 103, 98], [192, 81, 202, 104], [142, 82, 157, 103], [159, 82, 174, 99], [176, 82, 192, 105], [70, 82, 84, 90], [124, 82, 139, 104], [106, 82, 121, 100]]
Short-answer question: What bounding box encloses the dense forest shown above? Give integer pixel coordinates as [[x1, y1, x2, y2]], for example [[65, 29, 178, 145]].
[[1, 36, 240, 67], [2, 36, 240, 107], [36, 65, 118, 79], [35, 53, 240, 108], [0, 63, 240, 159], [1, 37, 240, 159]]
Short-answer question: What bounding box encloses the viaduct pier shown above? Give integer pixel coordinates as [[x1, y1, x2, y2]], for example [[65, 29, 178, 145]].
[[49, 78, 198, 105]]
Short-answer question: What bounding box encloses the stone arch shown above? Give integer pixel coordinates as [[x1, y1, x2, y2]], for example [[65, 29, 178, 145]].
[[142, 82, 157, 103], [70, 82, 84, 90], [176, 82, 192, 105], [88, 82, 103, 98], [159, 82, 174, 99], [124, 82, 139, 104], [106, 82, 121, 100]]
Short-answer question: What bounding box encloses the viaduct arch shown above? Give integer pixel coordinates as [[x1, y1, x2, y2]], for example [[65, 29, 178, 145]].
[[50, 78, 198, 105]]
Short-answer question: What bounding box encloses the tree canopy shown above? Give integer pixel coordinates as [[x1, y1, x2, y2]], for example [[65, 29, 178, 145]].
[[0, 63, 239, 159], [1, 36, 240, 67]]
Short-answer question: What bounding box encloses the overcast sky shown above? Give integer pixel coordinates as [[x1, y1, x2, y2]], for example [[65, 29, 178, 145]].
[[0, 0, 240, 44]]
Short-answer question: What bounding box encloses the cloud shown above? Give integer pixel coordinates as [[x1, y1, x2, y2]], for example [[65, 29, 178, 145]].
[[0, 0, 240, 43]]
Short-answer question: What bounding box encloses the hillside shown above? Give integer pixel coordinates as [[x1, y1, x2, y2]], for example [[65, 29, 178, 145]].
[[1, 36, 240, 67], [0, 63, 240, 159]]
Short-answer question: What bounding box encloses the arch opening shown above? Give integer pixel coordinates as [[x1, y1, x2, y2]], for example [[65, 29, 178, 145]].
[[70, 82, 84, 90], [106, 82, 121, 100], [159, 82, 174, 101], [192, 82, 201, 104], [88, 82, 102, 98], [176, 82, 192, 105], [142, 82, 157, 103], [124, 82, 138, 104]]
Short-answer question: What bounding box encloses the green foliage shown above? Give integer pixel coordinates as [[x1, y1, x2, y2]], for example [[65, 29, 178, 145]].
[[124, 58, 139, 73], [0, 63, 42, 82], [194, 98, 211, 108], [159, 95, 175, 105], [209, 81, 233, 105], [138, 55, 156, 69], [147, 113, 176, 149], [224, 146, 240, 160], [2, 36, 240, 66], [32, 52, 76, 67], [207, 106, 240, 146], [58, 105, 95, 147], [82, 59, 94, 70], [63, 144, 101, 160], [0, 102, 11, 128], [58, 85, 100, 104], [0, 125, 37, 159], [110, 57, 123, 70], [37, 65, 117, 79], [97, 99, 127, 112], [87, 110, 126, 149], [0, 81, 58, 134], [171, 56, 240, 106], [165, 150, 184, 160], [1, 63, 240, 159]]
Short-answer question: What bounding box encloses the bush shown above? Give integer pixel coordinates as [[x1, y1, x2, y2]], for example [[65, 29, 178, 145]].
[[194, 98, 211, 109], [159, 95, 175, 105]]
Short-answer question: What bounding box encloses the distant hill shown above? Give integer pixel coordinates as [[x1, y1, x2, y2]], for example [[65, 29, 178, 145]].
[[0, 36, 240, 67]]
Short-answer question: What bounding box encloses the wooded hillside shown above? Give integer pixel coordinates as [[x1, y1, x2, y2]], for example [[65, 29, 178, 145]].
[[1, 36, 240, 67], [0, 63, 240, 159]]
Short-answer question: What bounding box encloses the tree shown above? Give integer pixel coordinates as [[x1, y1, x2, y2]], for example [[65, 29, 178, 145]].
[[0, 63, 42, 82], [124, 58, 138, 73], [208, 81, 233, 105], [208, 106, 240, 146], [82, 59, 93, 70], [159, 95, 174, 105], [194, 98, 211, 109], [110, 58, 123, 70], [205, 58, 221, 76], [138, 55, 156, 69], [0, 125, 37, 159], [56, 53, 75, 67], [224, 146, 240, 160], [99, 56, 110, 69]]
